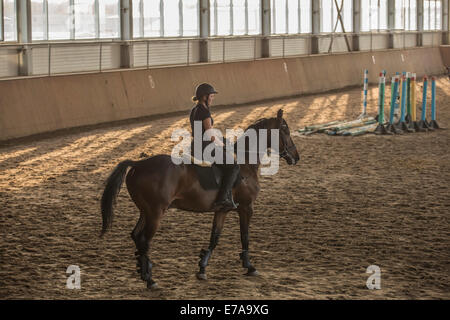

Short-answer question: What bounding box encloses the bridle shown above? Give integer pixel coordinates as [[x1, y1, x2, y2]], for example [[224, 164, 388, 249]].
[[278, 129, 296, 160]]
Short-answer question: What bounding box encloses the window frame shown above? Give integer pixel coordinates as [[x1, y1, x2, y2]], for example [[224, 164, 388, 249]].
[[31, 0, 121, 42], [361, 0, 388, 32], [271, 0, 312, 35], [211, 0, 261, 37], [424, 0, 442, 31], [134, 0, 199, 38], [2, 0, 18, 42], [320, 0, 353, 34], [0, 0, 4, 41]]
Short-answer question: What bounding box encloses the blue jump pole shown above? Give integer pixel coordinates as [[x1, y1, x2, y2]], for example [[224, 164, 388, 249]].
[[421, 76, 428, 121], [386, 76, 402, 134], [431, 77, 436, 120], [400, 75, 407, 122], [429, 76, 440, 129], [396, 74, 414, 132], [417, 76, 431, 131]]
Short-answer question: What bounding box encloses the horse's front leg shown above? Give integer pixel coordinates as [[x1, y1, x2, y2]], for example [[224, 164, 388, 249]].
[[196, 210, 227, 280], [238, 205, 258, 276]]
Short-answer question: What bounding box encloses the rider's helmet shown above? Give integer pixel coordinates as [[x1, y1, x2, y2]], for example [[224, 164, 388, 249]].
[[192, 83, 218, 102]]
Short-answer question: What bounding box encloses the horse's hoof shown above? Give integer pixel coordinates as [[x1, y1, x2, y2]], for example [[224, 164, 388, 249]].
[[196, 272, 207, 280], [147, 280, 158, 290], [246, 270, 259, 276]]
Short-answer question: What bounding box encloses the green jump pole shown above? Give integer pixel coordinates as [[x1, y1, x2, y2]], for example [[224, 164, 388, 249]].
[[375, 73, 390, 135]]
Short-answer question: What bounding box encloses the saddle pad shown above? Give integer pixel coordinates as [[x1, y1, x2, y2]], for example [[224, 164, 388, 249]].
[[193, 164, 223, 190], [193, 165, 243, 191]]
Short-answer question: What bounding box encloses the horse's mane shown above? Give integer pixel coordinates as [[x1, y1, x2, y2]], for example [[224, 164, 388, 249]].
[[245, 117, 271, 132], [232, 117, 273, 153]]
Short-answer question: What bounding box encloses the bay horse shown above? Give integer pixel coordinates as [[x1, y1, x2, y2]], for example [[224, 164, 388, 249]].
[[100, 109, 300, 289]]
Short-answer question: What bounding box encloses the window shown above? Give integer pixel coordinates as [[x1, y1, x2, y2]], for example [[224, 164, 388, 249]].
[[321, 0, 352, 33], [2, 0, 17, 41], [133, 0, 198, 37], [361, 0, 388, 31], [75, 0, 96, 39], [424, 0, 442, 30], [99, 0, 120, 38], [32, 0, 119, 41], [395, 0, 417, 30], [48, 0, 71, 40], [211, 0, 261, 36], [183, 0, 199, 36], [271, 0, 311, 34]]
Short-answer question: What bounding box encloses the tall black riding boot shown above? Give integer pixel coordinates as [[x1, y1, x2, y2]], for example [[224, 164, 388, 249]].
[[212, 165, 240, 212]]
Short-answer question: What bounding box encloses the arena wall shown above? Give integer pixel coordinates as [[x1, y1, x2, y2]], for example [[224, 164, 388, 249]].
[[0, 46, 446, 141]]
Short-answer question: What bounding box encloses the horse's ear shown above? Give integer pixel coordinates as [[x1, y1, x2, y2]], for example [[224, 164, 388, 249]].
[[277, 109, 283, 126]]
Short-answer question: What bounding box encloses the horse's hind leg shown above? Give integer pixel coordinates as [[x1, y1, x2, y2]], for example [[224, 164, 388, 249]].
[[197, 211, 228, 280], [132, 204, 164, 289], [238, 205, 258, 276]]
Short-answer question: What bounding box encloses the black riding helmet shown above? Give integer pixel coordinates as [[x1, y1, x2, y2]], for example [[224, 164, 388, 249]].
[[192, 83, 218, 102]]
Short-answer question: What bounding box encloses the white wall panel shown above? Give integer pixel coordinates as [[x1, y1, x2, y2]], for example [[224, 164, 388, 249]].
[[360, 34, 389, 51], [269, 38, 284, 57], [133, 43, 147, 67], [224, 39, 256, 61], [394, 33, 417, 48], [422, 32, 441, 46], [133, 40, 199, 67], [100, 44, 121, 70], [0, 49, 18, 78], [318, 36, 331, 53], [32, 47, 50, 75], [208, 40, 225, 62], [50, 45, 101, 74], [283, 37, 310, 56], [331, 36, 351, 53]]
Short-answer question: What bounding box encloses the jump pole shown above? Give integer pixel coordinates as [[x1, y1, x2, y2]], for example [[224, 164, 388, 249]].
[[428, 76, 440, 129], [405, 72, 412, 124], [408, 73, 422, 131], [417, 76, 432, 131], [386, 76, 402, 134], [375, 72, 390, 134], [359, 69, 369, 119], [396, 74, 414, 132], [393, 72, 401, 121]]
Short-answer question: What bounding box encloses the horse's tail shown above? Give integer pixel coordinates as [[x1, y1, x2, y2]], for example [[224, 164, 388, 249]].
[[100, 160, 136, 237]]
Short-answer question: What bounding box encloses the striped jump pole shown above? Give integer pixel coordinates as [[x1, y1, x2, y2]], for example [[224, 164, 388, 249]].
[[428, 76, 440, 129], [375, 72, 390, 134], [386, 76, 402, 134], [359, 69, 369, 119], [396, 74, 414, 132], [405, 72, 412, 124], [393, 72, 401, 121], [417, 76, 432, 131], [410, 73, 421, 131]]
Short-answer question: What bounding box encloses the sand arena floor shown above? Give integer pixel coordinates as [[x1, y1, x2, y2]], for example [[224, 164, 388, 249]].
[[0, 77, 449, 299]]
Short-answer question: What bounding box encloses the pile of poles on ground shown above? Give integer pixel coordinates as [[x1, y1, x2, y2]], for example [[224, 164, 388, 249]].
[[298, 69, 441, 137]]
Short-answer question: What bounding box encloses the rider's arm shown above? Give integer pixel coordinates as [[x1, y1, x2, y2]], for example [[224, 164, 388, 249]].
[[203, 118, 224, 147]]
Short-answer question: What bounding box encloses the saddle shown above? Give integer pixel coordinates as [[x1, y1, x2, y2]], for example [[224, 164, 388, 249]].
[[184, 155, 242, 191]]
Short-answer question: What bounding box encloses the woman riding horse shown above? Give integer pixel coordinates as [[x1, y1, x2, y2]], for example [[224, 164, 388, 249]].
[[189, 83, 239, 212], [100, 98, 300, 289]]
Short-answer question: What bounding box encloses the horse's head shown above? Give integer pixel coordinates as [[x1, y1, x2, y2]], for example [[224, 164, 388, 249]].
[[273, 109, 300, 165]]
